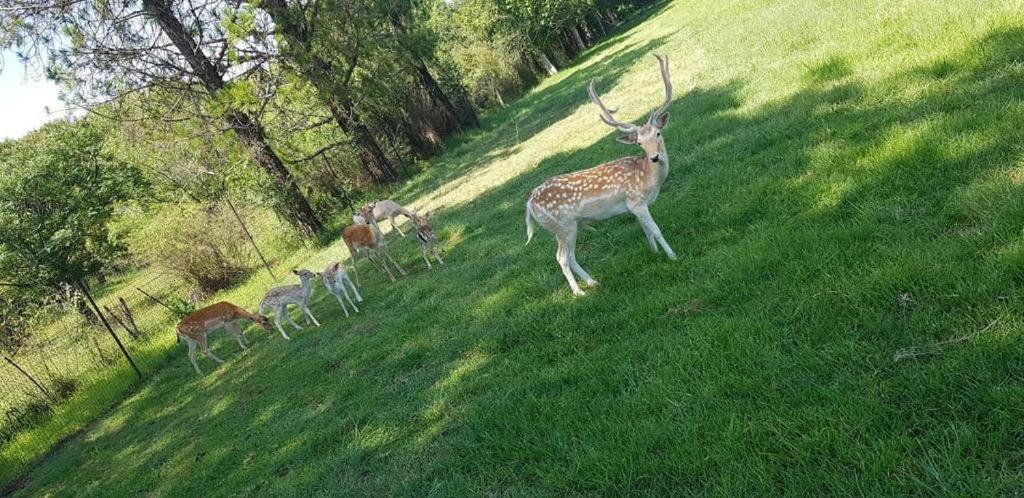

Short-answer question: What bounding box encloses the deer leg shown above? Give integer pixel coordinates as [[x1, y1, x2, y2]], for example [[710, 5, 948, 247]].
[[201, 339, 224, 363], [421, 245, 433, 269], [346, 277, 363, 303], [302, 304, 321, 327], [569, 252, 598, 288], [226, 323, 248, 350], [334, 293, 351, 317], [281, 304, 303, 330], [382, 247, 407, 276], [556, 228, 585, 296], [339, 281, 360, 312], [631, 205, 677, 260], [432, 246, 445, 266], [391, 214, 406, 237], [628, 204, 659, 252], [369, 252, 388, 274], [376, 250, 397, 282], [273, 310, 292, 340], [186, 338, 202, 375]]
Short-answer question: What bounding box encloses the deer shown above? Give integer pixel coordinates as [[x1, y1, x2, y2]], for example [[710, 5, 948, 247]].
[[411, 211, 445, 269], [342, 204, 408, 286], [175, 301, 273, 375], [319, 261, 363, 317], [525, 54, 675, 296], [257, 269, 321, 339], [352, 199, 415, 237]]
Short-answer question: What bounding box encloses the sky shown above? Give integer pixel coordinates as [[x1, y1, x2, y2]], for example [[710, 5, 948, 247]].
[[0, 49, 71, 140]]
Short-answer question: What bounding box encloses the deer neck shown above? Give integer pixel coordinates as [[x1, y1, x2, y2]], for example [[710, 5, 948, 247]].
[[299, 277, 312, 300], [648, 143, 669, 186], [233, 307, 260, 323]]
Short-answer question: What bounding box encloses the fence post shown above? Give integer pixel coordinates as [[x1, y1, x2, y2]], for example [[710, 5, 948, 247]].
[[117, 297, 141, 338], [136, 287, 175, 314], [77, 281, 142, 379], [225, 196, 276, 280], [3, 356, 54, 402], [104, 305, 137, 341]]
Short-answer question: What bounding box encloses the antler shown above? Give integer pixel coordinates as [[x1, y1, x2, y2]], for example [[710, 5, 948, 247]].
[[587, 79, 637, 133], [647, 54, 672, 126]]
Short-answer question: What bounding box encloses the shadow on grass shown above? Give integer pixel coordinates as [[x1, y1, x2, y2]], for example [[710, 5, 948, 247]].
[[13, 26, 1024, 496], [396, 31, 673, 204]]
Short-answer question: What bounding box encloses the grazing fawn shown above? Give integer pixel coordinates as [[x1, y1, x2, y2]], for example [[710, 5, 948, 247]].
[[352, 199, 415, 237], [176, 301, 272, 375], [258, 269, 321, 339], [411, 212, 445, 269], [320, 261, 363, 317], [525, 55, 675, 296], [343, 205, 407, 285]]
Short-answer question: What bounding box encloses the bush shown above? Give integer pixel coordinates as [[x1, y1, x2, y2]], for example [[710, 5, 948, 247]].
[[1, 399, 53, 444], [130, 202, 255, 294]]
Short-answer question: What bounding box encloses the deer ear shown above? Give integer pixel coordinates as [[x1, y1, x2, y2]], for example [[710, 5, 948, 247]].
[[654, 112, 670, 129], [292, 269, 299, 275], [616, 131, 638, 145]]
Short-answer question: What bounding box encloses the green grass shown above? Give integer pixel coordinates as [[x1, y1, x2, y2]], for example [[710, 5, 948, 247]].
[[8, 0, 1024, 494]]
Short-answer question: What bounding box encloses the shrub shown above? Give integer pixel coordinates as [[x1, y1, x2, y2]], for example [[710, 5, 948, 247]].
[[130, 203, 254, 294]]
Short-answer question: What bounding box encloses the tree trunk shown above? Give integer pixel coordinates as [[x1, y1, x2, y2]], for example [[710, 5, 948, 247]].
[[325, 99, 399, 184], [538, 53, 559, 75], [570, 26, 587, 52], [224, 111, 323, 235], [142, 0, 321, 236], [388, 13, 479, 131], [605, 9, 619, 25], [492, 80, 507, 108], [258, 0, 399, 185]]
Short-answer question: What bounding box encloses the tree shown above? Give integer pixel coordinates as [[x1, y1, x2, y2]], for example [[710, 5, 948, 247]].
[[253, 0, 401, 183], [0, 121, 144, 294], [0, 0, 324, 235], [383, 1, 479, 131]]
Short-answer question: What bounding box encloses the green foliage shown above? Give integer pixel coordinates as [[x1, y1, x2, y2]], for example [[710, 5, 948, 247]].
[[129, 202, 255, 294], [0, 120, 146, 291], [7, 1, 1024, 495]]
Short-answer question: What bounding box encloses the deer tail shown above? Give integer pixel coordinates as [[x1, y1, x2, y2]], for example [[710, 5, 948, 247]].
[[525, 199, 536, 245]]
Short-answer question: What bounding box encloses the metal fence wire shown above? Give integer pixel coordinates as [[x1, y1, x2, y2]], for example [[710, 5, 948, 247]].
[[0, 270, 188, 446]]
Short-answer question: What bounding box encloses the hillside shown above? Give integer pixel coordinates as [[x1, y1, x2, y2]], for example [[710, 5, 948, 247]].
[[9, 0, 1024, 494]]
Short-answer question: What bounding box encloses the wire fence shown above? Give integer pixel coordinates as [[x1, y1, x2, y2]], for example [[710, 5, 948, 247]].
[[0, 269, 189, 449]]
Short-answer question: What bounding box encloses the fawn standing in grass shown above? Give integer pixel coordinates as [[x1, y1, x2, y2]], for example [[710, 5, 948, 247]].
[[343, 204, 407, 285], [526, 55, 675, 296], [176, 301, 272, 375], [352, 200, 415, 237], [320, 261, 362, 317], [258, 269, 320, 339], [411, 212, 445, 269]]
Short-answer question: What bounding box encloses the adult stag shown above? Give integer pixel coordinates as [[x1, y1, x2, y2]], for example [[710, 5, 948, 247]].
[[525, 55, 675, 296]]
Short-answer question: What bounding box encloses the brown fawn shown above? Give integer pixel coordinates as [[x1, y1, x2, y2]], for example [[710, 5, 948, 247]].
[[411, 211, 445, 269], [176, 301, 272, 375], [342, 204, 407, 286], [525, 54, 675, 296]]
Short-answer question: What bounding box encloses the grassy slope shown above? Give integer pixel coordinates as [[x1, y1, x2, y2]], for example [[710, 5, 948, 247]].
[[10, 0, 1024, 494]]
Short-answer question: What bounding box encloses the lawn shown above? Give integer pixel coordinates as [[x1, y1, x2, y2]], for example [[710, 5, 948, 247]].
[[8, 0, 1024, 494]]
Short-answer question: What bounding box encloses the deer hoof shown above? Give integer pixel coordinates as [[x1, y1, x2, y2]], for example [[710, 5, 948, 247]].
[[666, 252, 678, 261], [584, 279, 599, 287]]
